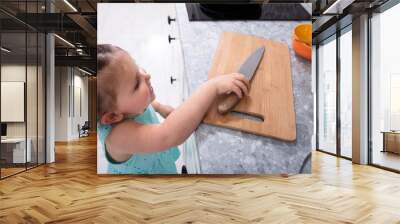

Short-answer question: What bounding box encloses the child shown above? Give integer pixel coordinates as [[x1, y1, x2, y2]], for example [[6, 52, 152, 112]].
[[97, 44, 249, 174]]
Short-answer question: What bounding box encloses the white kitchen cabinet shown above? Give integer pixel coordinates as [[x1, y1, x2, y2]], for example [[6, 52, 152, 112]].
[[97, 3, 183, 113]]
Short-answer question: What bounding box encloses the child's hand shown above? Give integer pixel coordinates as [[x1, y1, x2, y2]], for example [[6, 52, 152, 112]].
[[209, 73, 250, 98]]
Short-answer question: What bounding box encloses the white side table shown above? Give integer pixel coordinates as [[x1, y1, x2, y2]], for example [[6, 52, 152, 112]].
[[1, 138, 32, 163]]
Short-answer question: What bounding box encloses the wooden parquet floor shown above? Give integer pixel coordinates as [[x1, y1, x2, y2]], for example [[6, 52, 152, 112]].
[[1, 134, 400, 223], [1, 167, 26, 178]]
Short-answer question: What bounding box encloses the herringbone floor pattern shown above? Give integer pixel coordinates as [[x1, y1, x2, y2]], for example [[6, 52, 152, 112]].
[[1, 134, 400, 223]]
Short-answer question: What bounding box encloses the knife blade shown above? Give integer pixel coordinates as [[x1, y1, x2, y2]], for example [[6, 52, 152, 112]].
[[218, 46, 265, 114]]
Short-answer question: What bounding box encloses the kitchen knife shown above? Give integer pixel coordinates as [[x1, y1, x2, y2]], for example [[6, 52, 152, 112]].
[[217, 46, 265, 114]]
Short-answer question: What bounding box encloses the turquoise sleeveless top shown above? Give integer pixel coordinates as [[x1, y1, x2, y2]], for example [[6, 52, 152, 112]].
[[97, 105, 180, 174]]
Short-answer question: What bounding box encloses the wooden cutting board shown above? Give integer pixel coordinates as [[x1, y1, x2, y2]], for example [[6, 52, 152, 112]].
[[203, 32, 296, 141]]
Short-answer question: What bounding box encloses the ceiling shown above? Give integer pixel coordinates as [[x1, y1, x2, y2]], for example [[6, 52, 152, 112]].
[[2, 0, 395, 72], [312, 0, 392, 44], [0, 0, 100, 73]]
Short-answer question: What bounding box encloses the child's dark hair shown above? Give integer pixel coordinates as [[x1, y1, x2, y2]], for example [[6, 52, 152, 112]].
[[97, 44, 124, 119]]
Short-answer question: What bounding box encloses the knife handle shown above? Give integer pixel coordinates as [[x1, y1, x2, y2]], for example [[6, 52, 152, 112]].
[[218, 93, 241, 114]]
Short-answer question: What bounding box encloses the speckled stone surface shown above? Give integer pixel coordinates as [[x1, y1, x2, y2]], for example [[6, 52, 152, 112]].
[[176, 4, 313, 174]]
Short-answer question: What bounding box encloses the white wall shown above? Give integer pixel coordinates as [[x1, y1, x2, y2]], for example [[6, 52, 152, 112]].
[[55, 67, 68, 141], [1, 64, 46, 163], [54, 67, 89, 141], [1, 66, 26, 125], [72, 72, 89, 138], [1, 82, 24, 122], [1, 65, 40, 137]]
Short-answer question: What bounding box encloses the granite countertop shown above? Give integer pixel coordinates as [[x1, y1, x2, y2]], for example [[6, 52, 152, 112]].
[[176, 4, 313, 174]]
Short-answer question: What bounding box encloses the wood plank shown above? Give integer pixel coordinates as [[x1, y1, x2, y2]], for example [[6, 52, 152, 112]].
[[0, 135, 400, 223]]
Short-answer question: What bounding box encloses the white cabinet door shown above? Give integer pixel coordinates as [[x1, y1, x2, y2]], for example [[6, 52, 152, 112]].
[[98, 3, 183, 110], [165, 5, 184, 108]]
